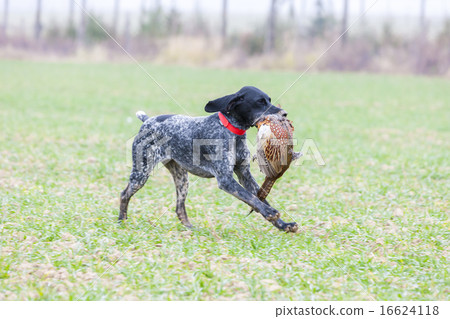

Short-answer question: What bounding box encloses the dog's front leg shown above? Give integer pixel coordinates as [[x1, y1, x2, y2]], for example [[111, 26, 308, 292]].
[[270, 218, 298, 233], [234, 165, 298, 233], [216, 174, 280, 222], [234, 164, 270, 205]]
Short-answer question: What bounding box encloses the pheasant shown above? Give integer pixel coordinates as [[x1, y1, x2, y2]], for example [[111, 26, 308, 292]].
[[251, 113, 301, 211]]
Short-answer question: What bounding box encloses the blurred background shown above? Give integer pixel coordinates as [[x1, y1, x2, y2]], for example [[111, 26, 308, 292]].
[[0, 0, 449, 75]]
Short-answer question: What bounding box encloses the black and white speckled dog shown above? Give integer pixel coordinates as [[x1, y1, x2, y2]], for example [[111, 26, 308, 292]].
[[119, 86, 298, 232]]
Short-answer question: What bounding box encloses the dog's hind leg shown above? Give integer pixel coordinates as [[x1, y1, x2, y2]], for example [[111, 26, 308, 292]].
[[119, 130, 169, 221], [164, 160, 192, 228], [119, 171, 150, 221]]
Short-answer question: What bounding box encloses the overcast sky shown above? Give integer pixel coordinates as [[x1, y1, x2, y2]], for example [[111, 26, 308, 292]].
[[6, 0, 449, 16], [4, 0, 450, 34]]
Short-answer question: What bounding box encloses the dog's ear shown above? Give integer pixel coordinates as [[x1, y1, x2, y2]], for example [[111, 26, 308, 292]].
[[205, 93, 244, 113]]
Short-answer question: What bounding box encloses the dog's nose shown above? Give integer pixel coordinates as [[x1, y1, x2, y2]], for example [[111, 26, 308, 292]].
[[279, 110, 288, 117]]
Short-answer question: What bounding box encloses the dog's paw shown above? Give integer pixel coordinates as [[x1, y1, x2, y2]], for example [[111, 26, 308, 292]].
[[284, 222, 298, 233], [183, 223, 194, 229], [265, 209, 281, 221]]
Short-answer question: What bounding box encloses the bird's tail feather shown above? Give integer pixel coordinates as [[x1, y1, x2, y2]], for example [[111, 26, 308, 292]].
[[247, 177, 276, 216], [257, 177, 276, 202]]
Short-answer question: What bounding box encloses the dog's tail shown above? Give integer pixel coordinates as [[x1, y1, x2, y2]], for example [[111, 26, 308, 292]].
[[136, 111, 149, 122]]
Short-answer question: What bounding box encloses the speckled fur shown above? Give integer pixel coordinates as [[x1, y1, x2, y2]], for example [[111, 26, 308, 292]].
[[119, 86, 298, 232]]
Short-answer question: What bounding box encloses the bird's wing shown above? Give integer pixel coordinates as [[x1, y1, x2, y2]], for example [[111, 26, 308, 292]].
[[256, 125, 279, 177], [256, 124, 284, 178]]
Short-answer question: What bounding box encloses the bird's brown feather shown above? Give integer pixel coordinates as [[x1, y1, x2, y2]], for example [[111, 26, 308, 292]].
[[255, 114, 295, 202]]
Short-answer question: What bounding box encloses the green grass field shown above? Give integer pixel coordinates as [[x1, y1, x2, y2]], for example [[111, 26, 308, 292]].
[[0, 61, 448, 300]]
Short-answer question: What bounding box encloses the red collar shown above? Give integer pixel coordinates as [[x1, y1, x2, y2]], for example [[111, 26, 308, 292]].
[[218, 112, 246, 135]]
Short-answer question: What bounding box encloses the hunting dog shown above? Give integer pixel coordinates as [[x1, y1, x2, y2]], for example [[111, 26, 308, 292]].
[[119, 86, 298, 232]]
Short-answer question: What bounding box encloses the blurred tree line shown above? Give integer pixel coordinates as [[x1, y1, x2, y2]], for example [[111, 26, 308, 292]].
[[0, 0, 449, 75]]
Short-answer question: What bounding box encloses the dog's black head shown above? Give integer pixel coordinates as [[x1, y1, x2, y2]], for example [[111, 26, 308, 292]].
[[205, 86, 285, 128]]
